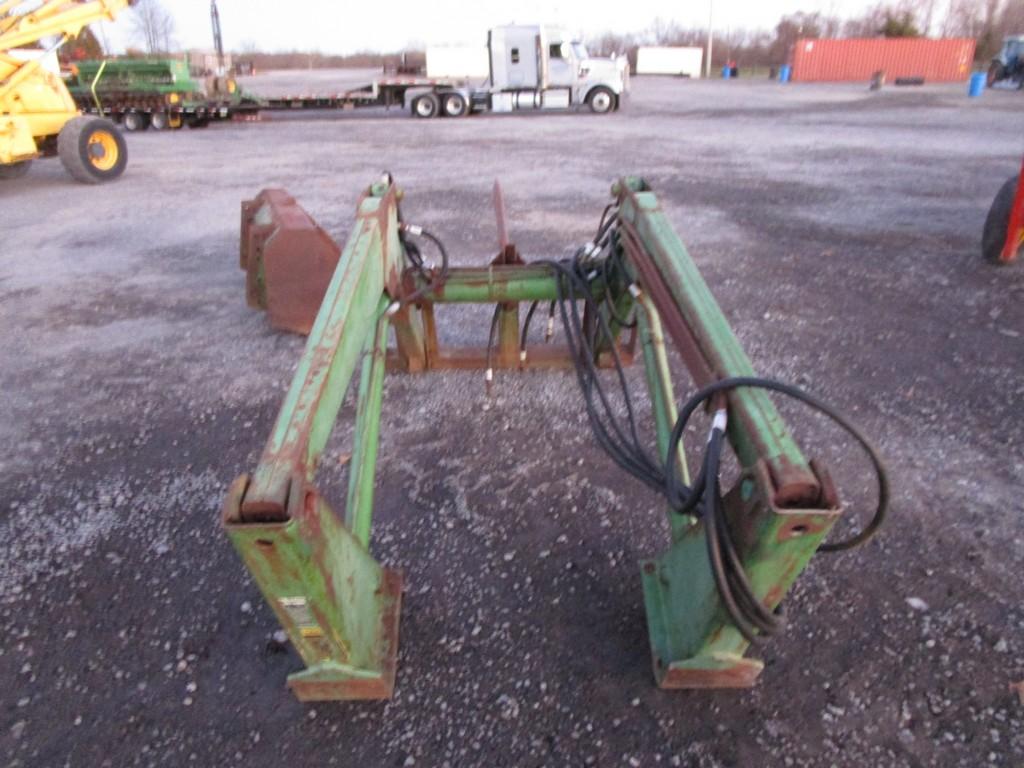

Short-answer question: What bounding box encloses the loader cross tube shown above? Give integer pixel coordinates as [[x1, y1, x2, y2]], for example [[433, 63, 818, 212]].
[[223, 176, 844, 700]]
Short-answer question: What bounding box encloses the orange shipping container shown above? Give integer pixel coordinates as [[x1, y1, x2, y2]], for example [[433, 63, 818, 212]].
[[790, 38, 976, 83]]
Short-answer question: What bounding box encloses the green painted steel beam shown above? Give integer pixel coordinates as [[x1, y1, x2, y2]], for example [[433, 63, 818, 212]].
[[614, 177, 842, 687], [224, 181, 405, 700], [634, 289, 692, 542], [242, 186, 404, 518], [223, 476, 401, 700], [409, 266, 605, 304], [412, 266, 559, 303], [615, 177, 819, 504], [641, 461, 839, 688], [346, 305, 389, 548]]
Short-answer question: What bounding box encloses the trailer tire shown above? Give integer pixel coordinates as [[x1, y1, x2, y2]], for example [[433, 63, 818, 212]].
[[982, 174, 1021, 264], [150, 112, 169, 131], [123, 112, 149, 132], [412, 93, 439, 119], [586, 86, 615, 114], [441, 92, 468, 117], [0, 160, 32, 180], [187, 116, 210, 129], [58, 116, 127, 184]]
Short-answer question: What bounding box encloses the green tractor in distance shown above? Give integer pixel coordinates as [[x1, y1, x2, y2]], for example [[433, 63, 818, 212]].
[[988, 36, 1024, 88]]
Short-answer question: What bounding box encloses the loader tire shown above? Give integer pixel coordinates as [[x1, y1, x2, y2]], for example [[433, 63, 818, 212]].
[[58, 116, 127, 184], [0, 160, 32, 180], [981, 174, 1021, 264]]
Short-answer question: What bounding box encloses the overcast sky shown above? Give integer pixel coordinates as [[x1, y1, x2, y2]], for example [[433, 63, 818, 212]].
[[97, 0, 889, 54]]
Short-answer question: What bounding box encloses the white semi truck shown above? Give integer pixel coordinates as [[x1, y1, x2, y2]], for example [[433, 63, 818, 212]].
[[288, 25, 628, 118]]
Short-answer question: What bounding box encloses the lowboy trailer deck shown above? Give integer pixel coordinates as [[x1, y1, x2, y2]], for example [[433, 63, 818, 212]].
[[71, 23, 629, 130]]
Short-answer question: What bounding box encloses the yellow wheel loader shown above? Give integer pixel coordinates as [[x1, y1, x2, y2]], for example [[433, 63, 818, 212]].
[[1, 0, 133, 183]]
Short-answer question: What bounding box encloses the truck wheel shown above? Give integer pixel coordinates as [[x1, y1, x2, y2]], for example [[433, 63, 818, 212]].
[[587, 86, 615, 114], [0, 160, 32, 180], [57, 116, 127, 184], [982, 174, 1021, 264], [441, 92, 468, 117], [412, 93, 439, 119], [187, 116, 210, 129], [150, 112, 169, 131], [123, 112, 149, 132]]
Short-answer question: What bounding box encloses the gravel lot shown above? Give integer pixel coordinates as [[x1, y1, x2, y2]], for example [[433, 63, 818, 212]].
[[2, 73, 1023, 768]]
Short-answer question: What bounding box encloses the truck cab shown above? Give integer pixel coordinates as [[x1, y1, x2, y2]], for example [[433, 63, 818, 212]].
[[486, 25, 628, 113]]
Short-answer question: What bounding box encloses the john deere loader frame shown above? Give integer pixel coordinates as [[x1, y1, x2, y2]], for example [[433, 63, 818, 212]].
[[223, 175, 868, 701]]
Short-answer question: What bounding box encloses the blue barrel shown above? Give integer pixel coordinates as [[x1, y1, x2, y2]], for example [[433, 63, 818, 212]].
[[968, 72, 986, 97], [779, 65, 791, 83], [722, 66, 731, 80]]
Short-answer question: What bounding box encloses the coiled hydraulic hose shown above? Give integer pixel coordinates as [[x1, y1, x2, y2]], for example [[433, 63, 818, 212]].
[[540, 224, 889, 644]]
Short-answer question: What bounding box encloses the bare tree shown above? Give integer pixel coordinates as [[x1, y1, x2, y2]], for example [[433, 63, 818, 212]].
[[942, 0, 1012, 59], [131, 0, 175, 54], [843, 2, 923, 37]]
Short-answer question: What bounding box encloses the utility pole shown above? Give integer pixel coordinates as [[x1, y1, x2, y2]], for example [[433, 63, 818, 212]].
[[210, 0, 224, 76], [705, 0, 713, 78]]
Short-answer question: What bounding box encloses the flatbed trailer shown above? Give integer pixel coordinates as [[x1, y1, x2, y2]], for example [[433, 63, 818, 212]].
[[254, 77, 457, 112], [66, 25, 629, 131], [69, 75, 467, 129], [65, 58, 258, 130], [73, 96, 232, 129]]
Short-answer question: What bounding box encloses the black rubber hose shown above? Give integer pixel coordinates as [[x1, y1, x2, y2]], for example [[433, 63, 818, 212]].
[[665, 376, 888, 553], [520, 300, 540, 359], [540, 217, 889, 644], [396, 226, 450, 308]]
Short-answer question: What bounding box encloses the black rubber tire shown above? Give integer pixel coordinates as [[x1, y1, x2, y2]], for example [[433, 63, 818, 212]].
[[982, 174, 1021, 264], [187, 116, 210, 129], [150, 112, 169, 131], [0, 160, 32, 180], [586, 86, 615, 114], [987, 61, 1004, 87], [441, 92, 467, 117], [57, 116, 128, 184], [122, 112, 149, 132], [412, 93, 439, 119]]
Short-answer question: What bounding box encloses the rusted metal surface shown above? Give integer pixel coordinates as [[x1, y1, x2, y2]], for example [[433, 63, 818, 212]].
[[790, 37, 975, 83], [241, 184, 401, 522], [240, 189, 341, 335], [289, 570, 403, 701], [490, 180, 526, 368], [226, 175, 856, 702], [224, 475, 403, 700], [655, 654, 764, 689]]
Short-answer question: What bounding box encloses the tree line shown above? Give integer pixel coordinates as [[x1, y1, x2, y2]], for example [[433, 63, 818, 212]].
[[588, 0, 1024, 69], [58, 0, 1024, 70]]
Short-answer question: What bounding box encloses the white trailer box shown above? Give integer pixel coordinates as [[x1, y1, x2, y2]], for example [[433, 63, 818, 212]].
[[426, 46, 489, 80], [636, 46, 704, 77]]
